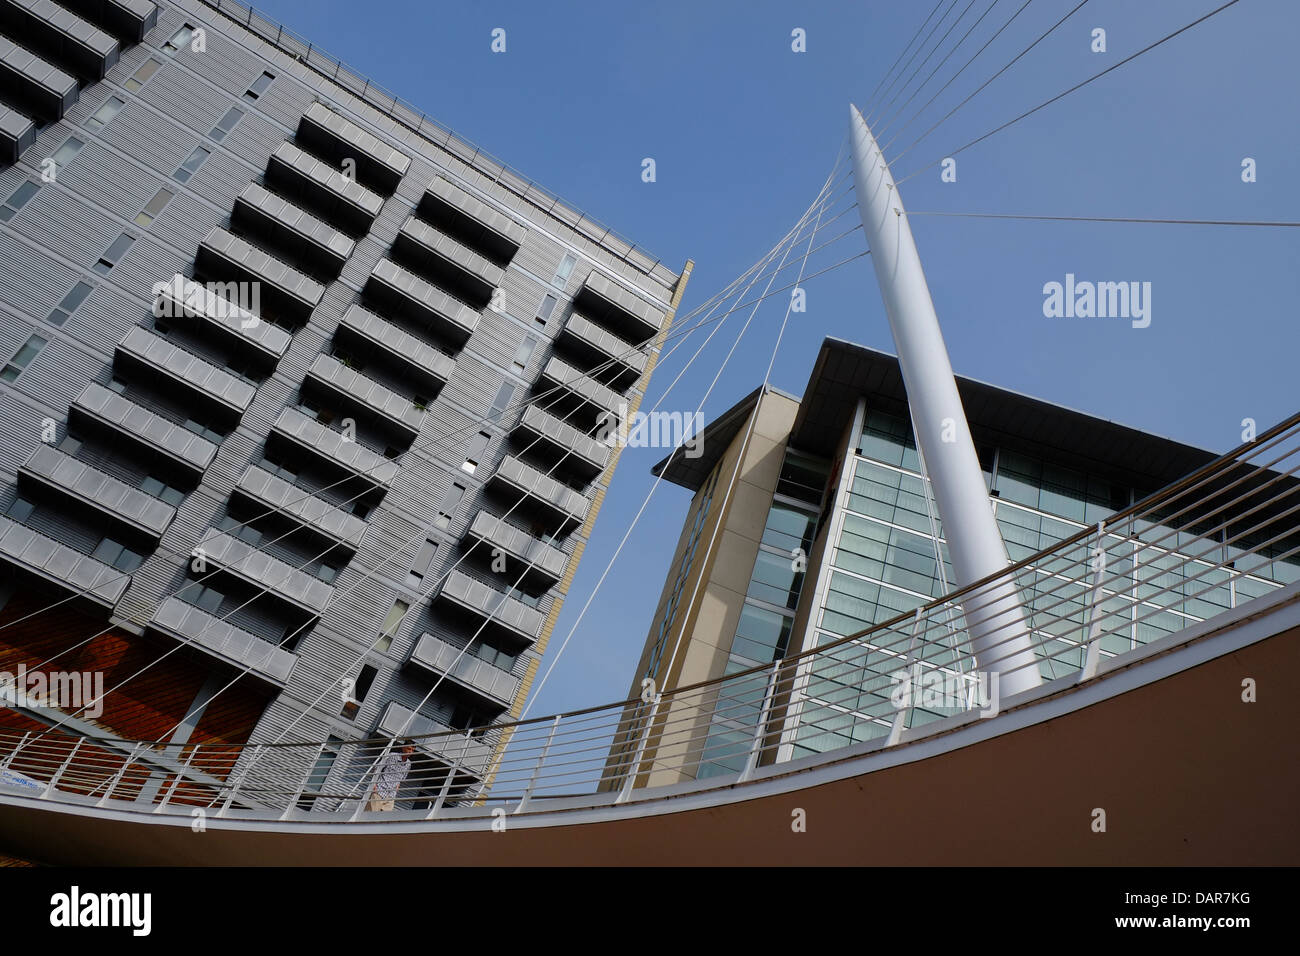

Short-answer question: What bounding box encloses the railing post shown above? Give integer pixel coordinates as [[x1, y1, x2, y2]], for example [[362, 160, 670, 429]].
[[98, 742, 146, 807], [1, 732, 29, 770], [1078, 521, 1109, 682], [427, 734, 471, 820], [218, 743, 261, 817], [737, 667, 781, 783], [888, 608, 927, 746], [615, 696, 660, 804], [43, 737, 84, 798], [154, 744, 200, 813], [514, 716, 560, 814]]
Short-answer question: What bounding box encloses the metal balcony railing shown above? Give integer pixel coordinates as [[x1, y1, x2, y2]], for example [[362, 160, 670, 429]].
[[149, 596, 297, 686], [71, 381, 217, 476], [408, 632, 521, 712], [234, 463, 367, 551], [19, 443, 175, 541], [436, 569, 545, 647], [4, 410, 1298, 821], [269, 406, 399, 488], [115, 326, 256, 418], [0, 514, 129, 607], [335, 304, 456, 391], [154, 274, 291, 362], [305, 353, 425, 437]]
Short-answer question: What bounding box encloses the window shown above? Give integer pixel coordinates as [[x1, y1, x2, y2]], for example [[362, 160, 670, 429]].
[[5, 497, 35, 523], [106, 376, 127, 394], [406, 537, 438, 587], [316, 561, 339, 584], [140, 475, 185, 506], [190, 583, 224, 614], [91, 537, 144, 572], [552, 253, 577, 289], [512, 336, 536, 374], [123, 58, 160, 92], [2, 334, 47, 382], [488, 381, 515, 418], [134, 186, 174, 227], [534, 294, 557, 328], [376, 598, 409, 653], [449, 703, 487, 733], [243, 71, 275, 102], [0, 181, 39, 222], [298, 736, 341, 809], [172, 145, 210, 183], [341, 664, 378, 719], [58, 434, 81, 455], [49, 136, 85, 171], [94, 233, 134, 275], [85, 96, 125, 130], [260, 457, 297, 483], [435, 483, 465, 530], [46, 282, 93, 326], [209, 106, 244, 142], [474, 642, 516, 671], [461, 431, 489, 474], [162, 25, 194, 54]]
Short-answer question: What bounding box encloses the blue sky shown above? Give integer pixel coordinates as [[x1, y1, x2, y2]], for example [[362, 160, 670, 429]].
[[248, 0, 1298, 715]]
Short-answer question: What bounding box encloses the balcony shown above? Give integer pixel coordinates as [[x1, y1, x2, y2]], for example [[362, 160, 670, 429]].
[[195, 530, 333, 616], [115, 326, 255, 424], [233, 463, 367, 551], [197, 228, 324, 325], [232, 182, 355, 276], [491, 454, 590, 531], [557, 312, 646, 386], [418, 176, 525, 265], [19, 444, 174, 542], [59, 0, 158, 43], [393, 216, 502, 307], [305, 353, 425, 439], [376, 701, 490, 778], [0, 514, 128, 607], [464, 510, 566, 588], [0, 34, 75, 119], [336, 304, 455, 392], [407, 632, 520, 714], [512, 406, 610, 481], [265, 140, 383, 235], [154, 274, 291, 364], [539, 356, 624, 419], [0, 102, 36, 164], [296, 102, 410, 194], [436, 569, 545, 649], [365, 258, 478, 348], [0, 0, 119, 80], [269, 406, 399, 489], [574, 270, 666, 343], [71, 382, 217, 478], [149, 596, 297, 686]]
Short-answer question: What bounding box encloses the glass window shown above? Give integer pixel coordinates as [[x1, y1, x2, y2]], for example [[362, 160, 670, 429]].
[[94, 233, 135, 274], [92, 537, 142, 572], [376, 598, 409, 652], [243, 71, 275, 101], [5, 497, 35, 523], [162, 25, 194, 54], [776, 450, 828, 505], [534, 294, 557, 327], [173, 145, 210, 183], [512, 336, 536, 374], [488, 381, 515, 418], [461, 431, 489, 474], [47, 282, 93, 326], [50, 136, 85, 171], [123, 58, 160, 92], [209, 106, 244, 142], [191, 584, 223, 614], [0, 181, 40, 222], [747, 550, 804, 610], [552, 253, 577, 289], [406, 538, 438, 587], [85, 96, 126, 130], [134, 186, 174, 227], [2, 334, 48, 382]]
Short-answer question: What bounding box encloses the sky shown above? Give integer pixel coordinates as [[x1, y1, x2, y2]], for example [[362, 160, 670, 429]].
[[245, 0, 1299, 715]]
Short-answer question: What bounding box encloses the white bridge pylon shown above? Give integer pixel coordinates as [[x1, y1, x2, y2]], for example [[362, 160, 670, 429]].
[[850, 104, 1041, 695]]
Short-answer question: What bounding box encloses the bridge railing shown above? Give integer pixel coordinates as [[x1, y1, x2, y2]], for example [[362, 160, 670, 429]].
[[2, 411, 1298, 818]]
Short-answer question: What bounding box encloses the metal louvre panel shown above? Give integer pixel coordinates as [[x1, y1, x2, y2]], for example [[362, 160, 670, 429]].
[[15, 180, 125, 267], [96, 100, 206, 178], [436, 352, 502, 424], [18, 336, 102, 410], [0, 234, 74, 318], [0, 394, 44, 477]]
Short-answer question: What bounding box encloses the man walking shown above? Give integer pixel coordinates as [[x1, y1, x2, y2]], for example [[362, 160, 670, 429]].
[[367, 741, 415, 811]]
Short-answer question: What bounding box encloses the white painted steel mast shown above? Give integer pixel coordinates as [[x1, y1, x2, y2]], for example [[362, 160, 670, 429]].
[[850, 104, 1041, 695]]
